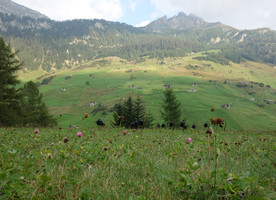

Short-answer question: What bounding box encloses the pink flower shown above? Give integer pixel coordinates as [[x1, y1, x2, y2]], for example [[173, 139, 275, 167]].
[[34, 129, 40, 134], [185, 137, 192, 144], [76, 131, 83, 137]]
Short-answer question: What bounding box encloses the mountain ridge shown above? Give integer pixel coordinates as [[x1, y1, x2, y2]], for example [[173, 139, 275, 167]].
[[0, 0, 49, 19], [144, 12, 223, 32], [0, 0, 275, 72]]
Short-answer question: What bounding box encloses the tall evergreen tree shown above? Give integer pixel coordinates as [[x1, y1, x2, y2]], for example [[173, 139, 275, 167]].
[[21, 81, 56, 126], [112, 103, 123, 126], [134, 96, 145, 121], [0, 37, 56, 127], [123, 96, 135, 128], [112, 96, 153, 128], [0, 37, 23, 126], [161, 88, 181, 126]]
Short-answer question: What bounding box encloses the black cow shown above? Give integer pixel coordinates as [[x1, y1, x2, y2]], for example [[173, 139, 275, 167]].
[[169, 121, 174, 129], [180, 120, 187, 130], [96, 119, 105, 126]]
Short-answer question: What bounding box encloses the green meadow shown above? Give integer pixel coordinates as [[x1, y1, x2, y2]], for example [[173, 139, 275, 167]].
[[2, 54, 276, 199], [0, 127, 275, 199], [20, 54, 276, 130]]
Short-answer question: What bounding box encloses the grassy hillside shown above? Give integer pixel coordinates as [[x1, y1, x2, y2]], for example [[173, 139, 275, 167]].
[[20, 53, 276, 130]]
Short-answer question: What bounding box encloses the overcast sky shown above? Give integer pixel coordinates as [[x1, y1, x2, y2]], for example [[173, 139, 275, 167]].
[[12, 0, 276, 30]]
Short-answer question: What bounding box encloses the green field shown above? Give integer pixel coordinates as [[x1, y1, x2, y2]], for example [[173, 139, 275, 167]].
[[0, 127, 275, 199], [20, 54, 276, 130]]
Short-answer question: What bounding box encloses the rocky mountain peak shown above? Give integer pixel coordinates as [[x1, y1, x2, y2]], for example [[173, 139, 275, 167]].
[[144, 12, 220, 32], [0, 0, 49, 19]]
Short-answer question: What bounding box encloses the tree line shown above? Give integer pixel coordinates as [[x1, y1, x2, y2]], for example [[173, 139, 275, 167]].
[[112, 88, 182, 129], [1, 35, 183, 128]]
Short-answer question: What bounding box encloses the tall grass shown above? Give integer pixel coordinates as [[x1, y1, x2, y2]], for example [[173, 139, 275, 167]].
[[0, 127, 275, 199]]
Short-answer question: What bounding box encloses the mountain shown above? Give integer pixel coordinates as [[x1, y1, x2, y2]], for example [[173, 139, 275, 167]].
[[0, 1, 275, 72], [144, 12, 221, 32], [0, 0, 49, 19]]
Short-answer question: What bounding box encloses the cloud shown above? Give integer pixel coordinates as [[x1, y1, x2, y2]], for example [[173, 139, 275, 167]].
[[13, 0, 123, 21], [150, 0, 276, 30], [136, 20, 151, 27], [129, 0, 137, 12]]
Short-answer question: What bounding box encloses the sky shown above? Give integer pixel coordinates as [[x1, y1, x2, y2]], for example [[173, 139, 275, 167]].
[[12, 0, 276, 30]]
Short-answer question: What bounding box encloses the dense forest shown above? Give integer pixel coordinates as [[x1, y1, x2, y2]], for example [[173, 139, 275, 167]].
[[0, 12, 275, 72]]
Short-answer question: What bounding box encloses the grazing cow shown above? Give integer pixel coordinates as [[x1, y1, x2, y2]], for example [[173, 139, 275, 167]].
[[161, 123, 166, 128], [180, 120, 187, 130], [169, 121, 174, 129], [139, 119, 144, 128], [96, 119, 105, 127], [192, 123, 196, 129], [131, 120, 138, 129], [204, 122, 208, 128]]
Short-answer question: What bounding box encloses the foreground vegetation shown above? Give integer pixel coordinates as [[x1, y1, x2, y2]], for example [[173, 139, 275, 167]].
[[1, 127, 275, 199]]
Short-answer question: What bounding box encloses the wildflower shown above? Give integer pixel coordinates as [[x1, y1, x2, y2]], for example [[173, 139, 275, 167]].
[[64, 137, 69, 143], [122, 130, 127, 135], [76, 131, 83, 137], [104, 147, 108, 151], [185, 137, 192, 144], [211, 107, 215, 112], [216, 118, 223, 125], [206, 129, 212, 135], [210, 117, 217, 125], [34, 129, 40, 134]]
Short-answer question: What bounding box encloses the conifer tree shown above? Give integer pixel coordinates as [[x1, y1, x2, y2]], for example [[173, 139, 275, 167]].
[[122, 96, 135, 128], [0, 37, 56, 126], [112, 103, 123, 126], [0, 37, 23, 126], [161, 88, 181, 126], [112, 96, 153, 128], [134, 96, 145, 122], [22, 81, 56, 126]]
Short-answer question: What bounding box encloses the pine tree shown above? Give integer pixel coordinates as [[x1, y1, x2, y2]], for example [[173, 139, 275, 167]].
[[0, 37, 56, 127], [112, 103, 123, 126], [21, 81, 56, 126], [134, 96, 145, 121], [143, 111, 154, 128], [0, 37, 23, 126], [161, 88, 181, 126], [112, 96, 152, 128], [122, 96, 135, 128]]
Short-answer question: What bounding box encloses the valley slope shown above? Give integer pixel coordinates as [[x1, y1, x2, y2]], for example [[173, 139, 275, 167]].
[[0, 1, 275, 130]]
